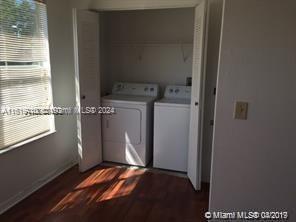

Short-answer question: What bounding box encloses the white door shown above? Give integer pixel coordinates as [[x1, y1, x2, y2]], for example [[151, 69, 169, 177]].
[[73, 9, 102, 172], [188, 0, 208, 190]]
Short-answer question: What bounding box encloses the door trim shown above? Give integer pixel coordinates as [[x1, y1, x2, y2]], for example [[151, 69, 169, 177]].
[[90, 0, 203, 11]]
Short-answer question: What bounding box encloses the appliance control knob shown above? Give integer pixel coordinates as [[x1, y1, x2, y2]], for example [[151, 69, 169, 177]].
[[144, 87, 148, 91], [150, 88, 154, 91], [116, 84, 122, 90], [175, 89, 180, 93], [169, 89, 173, 93]]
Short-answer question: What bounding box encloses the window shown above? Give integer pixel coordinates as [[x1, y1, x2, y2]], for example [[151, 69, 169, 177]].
[[0, 0, 54, 150]]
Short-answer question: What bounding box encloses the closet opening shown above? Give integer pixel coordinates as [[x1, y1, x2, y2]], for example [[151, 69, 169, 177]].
[[73, 0, 220, 192]]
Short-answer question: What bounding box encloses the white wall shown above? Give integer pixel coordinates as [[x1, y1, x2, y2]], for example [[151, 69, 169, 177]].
[[210, 0, 296, 219], [100, 8, 195, 95], [71, 0, 93, 9], [0, 0, 77, 214]]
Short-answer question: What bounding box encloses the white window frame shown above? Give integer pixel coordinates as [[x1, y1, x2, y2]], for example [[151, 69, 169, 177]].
[[0, 0, 55, 154]]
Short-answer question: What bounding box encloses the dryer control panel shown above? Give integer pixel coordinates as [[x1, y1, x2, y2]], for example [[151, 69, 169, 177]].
[[164, 85, 191, 99], [112, 82, 159, 97]]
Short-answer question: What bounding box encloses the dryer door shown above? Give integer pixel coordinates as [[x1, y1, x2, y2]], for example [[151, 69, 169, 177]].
[[103, 107, 141, 145]]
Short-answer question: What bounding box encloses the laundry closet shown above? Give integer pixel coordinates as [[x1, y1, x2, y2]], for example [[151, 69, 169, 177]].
[[100, 8, 195, 171], [99, 8, 194, 95], [73, 0, 222, 191]]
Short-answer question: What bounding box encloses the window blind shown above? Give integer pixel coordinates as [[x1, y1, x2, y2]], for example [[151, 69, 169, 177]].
[[0, 0, 53, 149]]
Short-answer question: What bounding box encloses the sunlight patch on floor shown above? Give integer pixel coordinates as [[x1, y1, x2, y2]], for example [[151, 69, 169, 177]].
[[97, 176, 140, 202], [49, 190, 84, 213], [75, 168, 117, 189], [49, 166, 144, 213]]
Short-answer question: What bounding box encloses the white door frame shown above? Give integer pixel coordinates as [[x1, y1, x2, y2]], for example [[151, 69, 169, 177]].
[[90, 0, 203, 11]]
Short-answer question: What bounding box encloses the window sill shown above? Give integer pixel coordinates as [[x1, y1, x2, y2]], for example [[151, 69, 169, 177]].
[[0, 130, 56, 155]]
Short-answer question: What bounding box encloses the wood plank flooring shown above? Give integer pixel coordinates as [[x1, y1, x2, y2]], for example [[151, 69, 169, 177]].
[[0, 165, 209, 222]]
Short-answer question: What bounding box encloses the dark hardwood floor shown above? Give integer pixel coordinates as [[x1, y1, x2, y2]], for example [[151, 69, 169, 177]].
[[0, 165, 209, 222]]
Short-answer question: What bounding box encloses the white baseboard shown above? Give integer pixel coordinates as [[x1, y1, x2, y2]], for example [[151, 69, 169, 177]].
[[0, 160, 78, 215]]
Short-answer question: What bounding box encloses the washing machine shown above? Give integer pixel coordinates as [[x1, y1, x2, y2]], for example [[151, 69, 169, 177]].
[[101, 82, 159, 167], [153, 85, 191, 172]]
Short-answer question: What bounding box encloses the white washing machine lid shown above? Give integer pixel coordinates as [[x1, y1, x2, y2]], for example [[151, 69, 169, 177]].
[[102, 94, 156, 105], [154, 98, 191, 108]]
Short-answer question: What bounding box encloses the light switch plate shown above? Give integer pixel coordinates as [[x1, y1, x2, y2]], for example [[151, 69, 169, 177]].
[[234, 102, 248, 120]]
